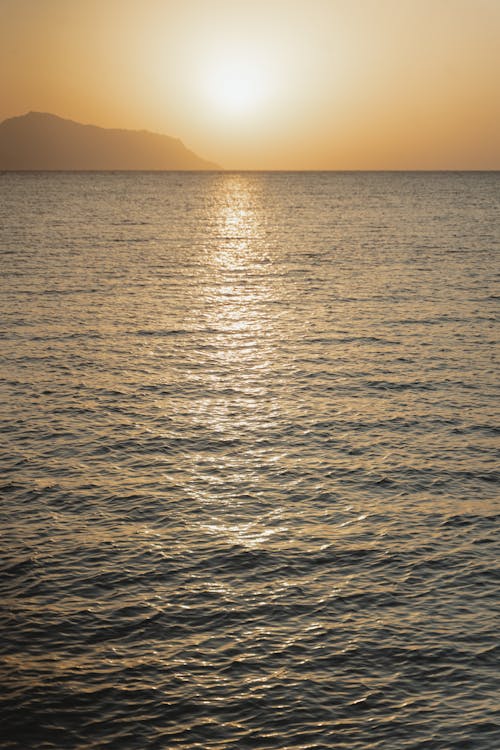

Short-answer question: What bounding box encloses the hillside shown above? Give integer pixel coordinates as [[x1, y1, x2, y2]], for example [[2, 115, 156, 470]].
[[0, 112, 219, 170]]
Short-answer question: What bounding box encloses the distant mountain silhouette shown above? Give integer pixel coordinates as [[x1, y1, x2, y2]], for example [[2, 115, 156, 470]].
[[0, 112, 219, 170]]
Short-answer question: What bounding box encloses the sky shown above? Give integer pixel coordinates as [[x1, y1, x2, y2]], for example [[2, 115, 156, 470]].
[[1, 0, 499, 169]]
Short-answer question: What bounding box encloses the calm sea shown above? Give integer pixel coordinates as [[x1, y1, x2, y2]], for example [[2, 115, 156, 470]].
[[1, 171, 499, 749]]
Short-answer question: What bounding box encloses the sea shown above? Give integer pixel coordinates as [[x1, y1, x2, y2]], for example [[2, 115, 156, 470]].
[[0, 171, 499, 749]]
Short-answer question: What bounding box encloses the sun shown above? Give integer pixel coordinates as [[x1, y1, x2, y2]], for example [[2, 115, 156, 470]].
[[201, 56, 273, 119]]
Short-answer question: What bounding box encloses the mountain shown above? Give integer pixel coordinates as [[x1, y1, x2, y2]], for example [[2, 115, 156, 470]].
[[0, 112, 219, 170]]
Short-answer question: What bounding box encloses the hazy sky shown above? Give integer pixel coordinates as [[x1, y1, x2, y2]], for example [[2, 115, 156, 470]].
[[1, 0, 499, 169]]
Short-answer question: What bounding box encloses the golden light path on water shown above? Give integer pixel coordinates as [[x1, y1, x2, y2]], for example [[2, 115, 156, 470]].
[[175, 176, 371, 568], [189, 176, 290, 553]]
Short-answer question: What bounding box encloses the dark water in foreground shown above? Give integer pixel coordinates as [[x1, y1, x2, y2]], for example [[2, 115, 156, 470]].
[[1, 171, 499, 749]]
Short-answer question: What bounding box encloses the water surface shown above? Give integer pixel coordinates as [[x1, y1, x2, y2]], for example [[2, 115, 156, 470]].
[[1, 171, 499, 748]]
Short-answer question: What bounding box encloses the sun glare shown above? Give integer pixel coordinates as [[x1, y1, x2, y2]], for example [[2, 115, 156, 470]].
[[202, 57, 272, 119]]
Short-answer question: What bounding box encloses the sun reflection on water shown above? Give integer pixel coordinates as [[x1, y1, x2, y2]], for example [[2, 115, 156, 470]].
[[200, 174, 276, 360], [183, 175, 285, 546], [207, 174, 268, 266]]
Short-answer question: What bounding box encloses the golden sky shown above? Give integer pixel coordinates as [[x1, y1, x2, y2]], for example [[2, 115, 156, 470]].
[[1, 0, 499, 169]]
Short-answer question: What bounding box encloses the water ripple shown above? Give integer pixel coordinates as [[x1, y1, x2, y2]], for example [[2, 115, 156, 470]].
[[1, 171, 499, 749]]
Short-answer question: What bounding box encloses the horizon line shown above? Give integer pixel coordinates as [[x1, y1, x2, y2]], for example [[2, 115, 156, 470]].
[[1, 168, 499, 174]]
